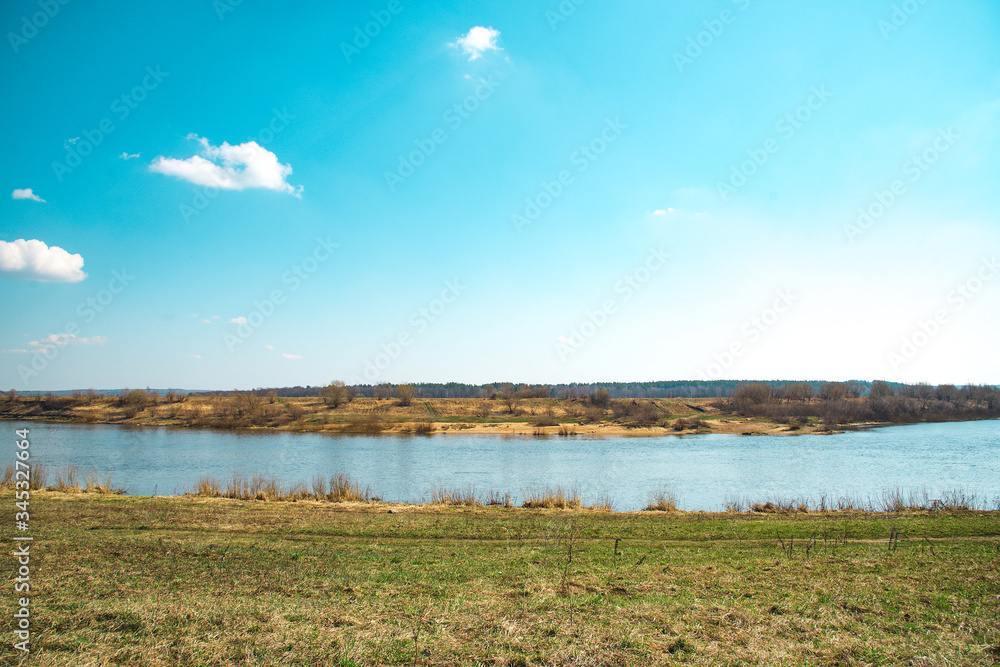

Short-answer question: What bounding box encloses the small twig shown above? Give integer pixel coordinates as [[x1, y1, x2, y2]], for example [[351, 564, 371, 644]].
[[613, 537, 621, 558], [923, 537, 938, 558], [411, 625, 421, 666]]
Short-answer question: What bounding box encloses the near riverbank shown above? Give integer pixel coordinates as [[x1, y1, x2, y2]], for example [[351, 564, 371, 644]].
[[2, 491, 998, 665]]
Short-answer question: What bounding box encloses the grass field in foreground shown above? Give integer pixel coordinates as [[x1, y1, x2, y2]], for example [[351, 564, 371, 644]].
[[2, 493, 999, 666]]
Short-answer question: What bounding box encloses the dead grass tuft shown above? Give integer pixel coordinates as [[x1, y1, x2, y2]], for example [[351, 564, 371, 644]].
[[429, 485, 481, 506], [522, 486, 581, 509], [644, 488, 678, 512]]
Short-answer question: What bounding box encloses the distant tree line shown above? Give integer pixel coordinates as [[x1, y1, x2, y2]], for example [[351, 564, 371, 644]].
[[726, 381, 1000, 426], [17, 380, 999, 414], [192, 380, 982, 401]]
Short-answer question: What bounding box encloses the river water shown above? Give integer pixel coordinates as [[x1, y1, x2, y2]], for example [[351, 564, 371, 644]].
[[14, 419, 999, 511]]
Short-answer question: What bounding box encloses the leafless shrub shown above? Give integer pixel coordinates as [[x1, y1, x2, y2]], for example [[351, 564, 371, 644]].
[[645, 488, 678, 512]]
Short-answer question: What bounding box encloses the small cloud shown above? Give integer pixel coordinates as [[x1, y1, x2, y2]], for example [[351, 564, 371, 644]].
[[453, 26, 501, 61], [0, 239, 86, 283], [23, 334, 108, 352], [119, 151, 141, 160], [201, 319, 212, 324], [653, 208, 708, 219], [1, 348, 31, 354], [12, 188, 45, 202], [229, 316, 248, 324], [281, 353, 302, 360], [65, 137, 79, 145], [189, 354, 202, 360], [265, 344, 273, 350], [150, 135, 302, 197]]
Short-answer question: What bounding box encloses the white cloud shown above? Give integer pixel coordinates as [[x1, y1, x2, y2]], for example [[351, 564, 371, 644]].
[[150, 135, 302, 196], [12, 188, 45, 202], [1, 348, 30, 354], [454, 26, 501, 61], [229, 316, 248, 324], [265, 344, 274, 350], [119, 152, 141, 160], [201, 319, 212, 324], [653, 207, 708, 219], [189, 354, 202, 360], [11, 334, 109, 353], [0, 239, 86, 283], [281, 353, 302, 360], [65, 137, 79, 145]]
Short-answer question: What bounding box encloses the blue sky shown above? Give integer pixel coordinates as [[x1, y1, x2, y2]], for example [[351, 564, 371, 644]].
[[2, 0, 999, 390]]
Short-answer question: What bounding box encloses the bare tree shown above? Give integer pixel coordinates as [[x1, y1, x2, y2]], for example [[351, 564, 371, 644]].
[[819, 382, 846, 401], [323, 381, 350, 408], [590, 389, 611, 408], [396, 384, 414, 407], [869, 380, 894, 398]]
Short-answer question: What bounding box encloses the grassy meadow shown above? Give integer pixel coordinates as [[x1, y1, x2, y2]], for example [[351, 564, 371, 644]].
[[2, 491, 998, 666]]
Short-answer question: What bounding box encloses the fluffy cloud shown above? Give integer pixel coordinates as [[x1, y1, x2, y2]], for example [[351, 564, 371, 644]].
[[150, 135, 302, 196], [119, 152, 141, 160], [0, 239, 86, 282], [454, 26, 501, 60], [12, 188, 45, 202], [281, 353, 302, 360], [229, 316, 248, 324], [2, 334, 109, 354]]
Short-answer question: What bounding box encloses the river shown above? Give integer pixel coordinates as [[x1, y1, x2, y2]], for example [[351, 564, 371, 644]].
[[13, 419, 999, 511]]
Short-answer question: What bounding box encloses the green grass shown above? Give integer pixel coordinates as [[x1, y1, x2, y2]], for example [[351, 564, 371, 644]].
[[2, 491, 999, 665]]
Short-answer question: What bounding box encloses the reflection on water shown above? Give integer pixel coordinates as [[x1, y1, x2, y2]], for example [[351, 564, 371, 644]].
[[17, 419, 1000, 511]]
